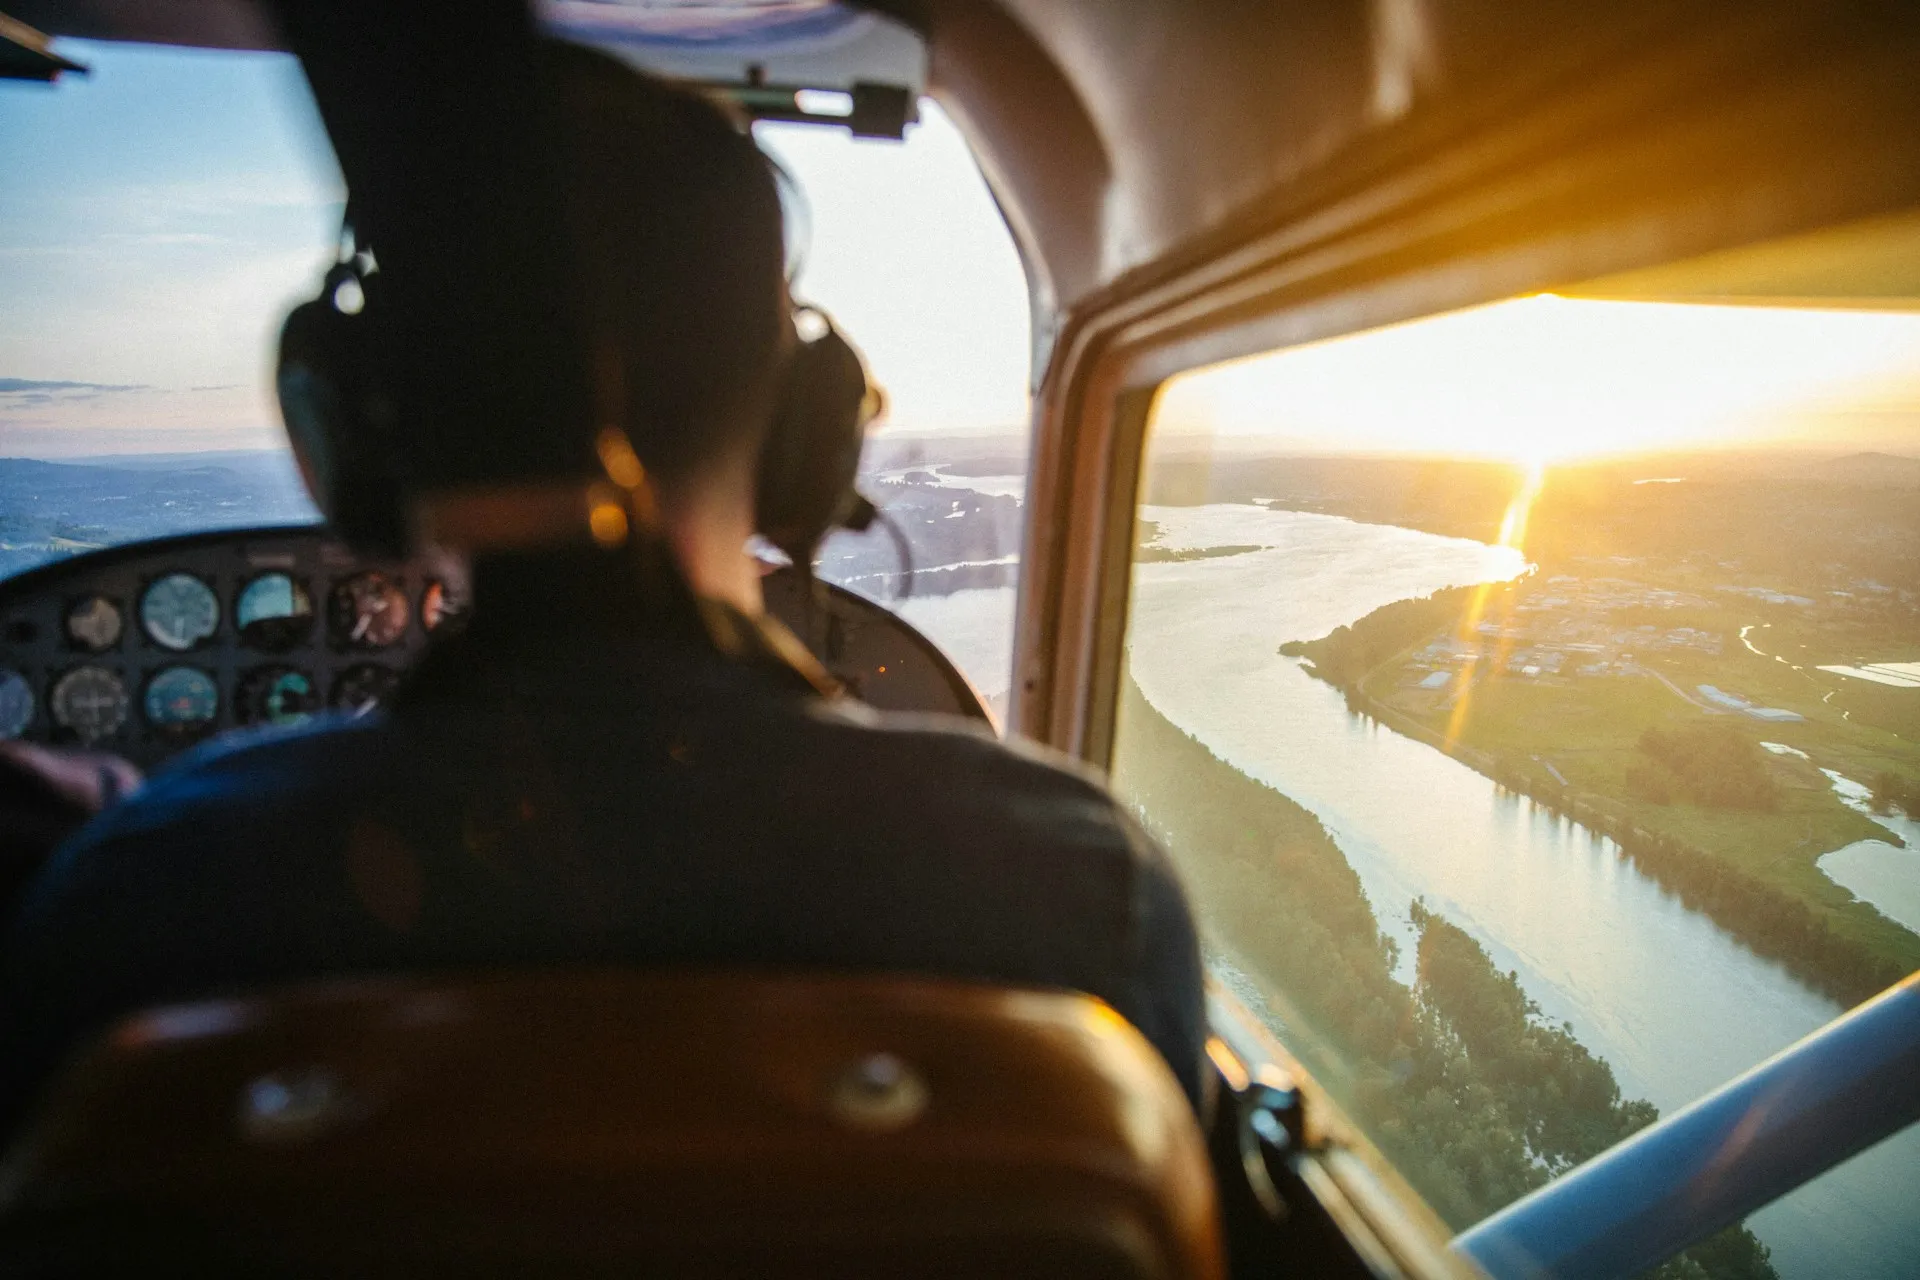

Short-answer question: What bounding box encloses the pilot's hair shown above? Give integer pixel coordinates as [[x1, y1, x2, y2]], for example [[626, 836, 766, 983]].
[[543, 39, 792, 483]]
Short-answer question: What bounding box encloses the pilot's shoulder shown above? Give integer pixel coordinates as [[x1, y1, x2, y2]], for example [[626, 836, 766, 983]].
[[801, 700, 1160, 853], [69, 713, 389, 845], [805, 698, 1092, 782], [159, 710, 387, 783]]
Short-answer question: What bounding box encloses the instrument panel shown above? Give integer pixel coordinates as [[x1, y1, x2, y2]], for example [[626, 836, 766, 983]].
[[0, 526, 986, 769], [0, 529, 457, 768]]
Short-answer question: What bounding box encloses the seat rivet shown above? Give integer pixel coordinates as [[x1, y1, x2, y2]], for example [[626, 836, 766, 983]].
[[238, 1066, 357, 1144], [826, 1052, 928, 1132]]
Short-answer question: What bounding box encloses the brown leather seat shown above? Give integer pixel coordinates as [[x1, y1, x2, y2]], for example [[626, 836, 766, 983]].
[[0, 971, 1221, 1278]]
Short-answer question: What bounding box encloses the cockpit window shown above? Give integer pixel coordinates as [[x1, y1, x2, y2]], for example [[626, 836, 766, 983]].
[[759, 105, 1033, 720], [0, 39, 338, 580], [1, 42, 1031, 718], [1106, 213, 1920, 1277]]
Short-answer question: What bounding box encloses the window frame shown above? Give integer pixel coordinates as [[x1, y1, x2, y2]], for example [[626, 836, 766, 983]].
[[995, 9, 1920, 1270], [1003, 5, 1920, 769]]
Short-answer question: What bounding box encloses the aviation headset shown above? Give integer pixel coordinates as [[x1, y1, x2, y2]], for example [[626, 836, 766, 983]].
[[277, 234, 882, 569]]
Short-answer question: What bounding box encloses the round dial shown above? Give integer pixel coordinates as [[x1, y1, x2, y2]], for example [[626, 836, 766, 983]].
[[143, 666, 219, 735], [236, 666, 320, 727], [236, 573, 315, 652], [420, 579, 468, 634], [329, 572, 410, 650], [0, 669, 33, 739], [51, 666, 129, 744], [141, 573, 220, 651], [330, 663, 399, 716], [65, 595, 123, 652]]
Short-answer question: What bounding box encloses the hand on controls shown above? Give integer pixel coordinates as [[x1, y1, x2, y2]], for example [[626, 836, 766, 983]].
[[1, 739, 142, 907]]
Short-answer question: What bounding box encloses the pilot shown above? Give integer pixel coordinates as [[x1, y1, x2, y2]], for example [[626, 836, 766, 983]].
[[0, 42, 1205, 1137]]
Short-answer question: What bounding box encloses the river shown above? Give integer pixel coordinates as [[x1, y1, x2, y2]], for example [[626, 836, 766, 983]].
[[892, 501, 1920, 1278], [1818, 771, 1920, 935]]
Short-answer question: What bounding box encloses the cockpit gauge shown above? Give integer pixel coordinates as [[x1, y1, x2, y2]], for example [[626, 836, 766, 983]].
[[142, 666, 219, 736], [140, 573, 220, 651], [236, 665, 320, 727], [65, 595, 123, 652], [0, 669, 33, 739], [330, 663, 399, 716], [420, 579, 467, 634], [236, 572, 315, 652], [50, 666, 129, 744], [329, 572, 410, 650]]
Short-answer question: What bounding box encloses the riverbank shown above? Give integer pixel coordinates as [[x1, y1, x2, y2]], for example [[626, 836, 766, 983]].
[[1285, 589, 1919, 1007], [1114, 674, 1773, 1276], [912, 502, 1913, 1273]]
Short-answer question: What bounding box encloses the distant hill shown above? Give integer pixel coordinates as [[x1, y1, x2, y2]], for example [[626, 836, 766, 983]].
[[1812, 451, 1920, 486], [0, 451, 318, 581]]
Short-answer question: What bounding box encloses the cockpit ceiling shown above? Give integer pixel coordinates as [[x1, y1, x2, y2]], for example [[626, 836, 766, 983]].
[[12, 1, 925, 90], [535, 2, 926, 94], [19, 0, 1920, 341]]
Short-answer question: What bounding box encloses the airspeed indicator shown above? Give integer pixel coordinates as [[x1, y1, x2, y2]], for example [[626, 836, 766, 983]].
[[141, 573, 220, 651]]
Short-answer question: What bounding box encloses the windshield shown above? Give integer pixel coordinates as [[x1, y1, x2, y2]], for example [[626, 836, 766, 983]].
[[757, 106, 1033, 717], [0, 39, 1032, 712], [0, 40, 335, 576], [1107, 225, 1920, 1277]]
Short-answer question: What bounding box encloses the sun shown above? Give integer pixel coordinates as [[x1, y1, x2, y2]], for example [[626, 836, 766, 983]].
[[1153, 293, 1920, 464]]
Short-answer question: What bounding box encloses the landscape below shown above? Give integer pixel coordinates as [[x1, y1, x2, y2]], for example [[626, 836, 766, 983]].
[[1267, 450, 1920, 1002]]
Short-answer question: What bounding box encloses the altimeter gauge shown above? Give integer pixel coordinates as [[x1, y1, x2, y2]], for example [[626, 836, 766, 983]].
[[51, 666, 129, 744], [140, 573, 220, 651], [143, 666, 219, 736]]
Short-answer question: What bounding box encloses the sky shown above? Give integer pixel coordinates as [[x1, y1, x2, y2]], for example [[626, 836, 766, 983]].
[[4, 39, 1919, 465], [1154, 293, 1920, 463], [0, 41, 342, 457], [0, 38, 1033, 459]]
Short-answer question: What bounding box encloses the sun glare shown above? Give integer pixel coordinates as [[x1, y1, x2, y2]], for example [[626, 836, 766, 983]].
[[1444, 458, 1543, 750], [1153, 294, 1920, 463]]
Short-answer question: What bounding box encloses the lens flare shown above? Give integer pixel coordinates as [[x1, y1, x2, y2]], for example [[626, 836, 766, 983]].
[[1443, 461, 1543, 751]]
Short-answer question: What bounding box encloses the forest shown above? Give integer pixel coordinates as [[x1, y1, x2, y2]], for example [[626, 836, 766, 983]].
[[1870, 771, 1920, 818], [1277, 585, 1475, 685], [1133, 517, 1261, 563], [1111, 676, 1773, 1279]]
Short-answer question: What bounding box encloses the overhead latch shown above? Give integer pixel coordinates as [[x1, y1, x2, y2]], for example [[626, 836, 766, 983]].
[[0, 11, 86, 82]]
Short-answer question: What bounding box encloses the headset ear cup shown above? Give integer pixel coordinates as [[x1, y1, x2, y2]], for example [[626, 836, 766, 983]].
[[276, 271, 409, 557], [755, 321, 874, 563]]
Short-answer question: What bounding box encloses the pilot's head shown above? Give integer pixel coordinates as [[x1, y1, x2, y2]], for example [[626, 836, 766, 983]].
[[281, 41, 866, 612], [547, 40, 793, 501]]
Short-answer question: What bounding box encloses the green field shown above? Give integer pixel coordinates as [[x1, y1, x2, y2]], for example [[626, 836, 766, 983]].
[[1347, 580, 1920, 984]]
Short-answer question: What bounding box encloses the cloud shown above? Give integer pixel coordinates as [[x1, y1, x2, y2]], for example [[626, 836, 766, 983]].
[[190, 384, 241, 392], [0, 378, 152, 395]]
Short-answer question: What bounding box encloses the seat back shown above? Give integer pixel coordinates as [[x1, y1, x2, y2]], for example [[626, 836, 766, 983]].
[[0, 971, 1221, 1279]]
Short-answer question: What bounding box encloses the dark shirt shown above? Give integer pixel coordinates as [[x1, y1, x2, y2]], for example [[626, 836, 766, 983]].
[[0, 551, 1205, 1138]]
